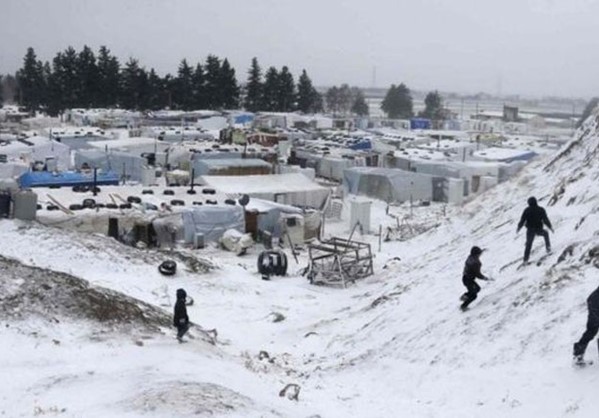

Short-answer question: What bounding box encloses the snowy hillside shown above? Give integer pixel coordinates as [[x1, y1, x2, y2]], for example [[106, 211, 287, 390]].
[[2, 112, 599, 417]]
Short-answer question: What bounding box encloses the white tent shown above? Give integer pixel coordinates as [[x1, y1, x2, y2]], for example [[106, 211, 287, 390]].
[[0, 136, 70, 170], [199, 172, 330, 209]]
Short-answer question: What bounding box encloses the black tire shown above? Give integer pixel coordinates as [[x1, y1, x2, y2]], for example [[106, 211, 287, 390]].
[[224, 199, 236, 206], [69, 204, 83, 211], [46, 204, 59, 211], [106, 203, 118, 209], [158, 260, 177, 276], [205, 199, 217, 205], [127, 196, 142, 204], [119, 203, 132, 209], [142, 189, 154, 195], [170, 199, 185, 206], [193, 201, 203, 206], [202, 188, 216, 195], [82, 198, 96, 209], [163, 189, 175, 196]]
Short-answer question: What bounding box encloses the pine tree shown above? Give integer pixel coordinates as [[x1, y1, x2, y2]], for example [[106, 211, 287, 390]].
[[381, 83, 413, 119], [326, 86, 340, 115], [220, 58, 239, 109], [191, 63, 205, 109], [120, 58, 147, 110], [75, 46, 99, 108], [174, 59, 193, 110], [146, 69, 165, 110], [420, 90, 444, 121], [276, 66, 295, 112], [296, 69, 320, 113], [351, 89, 369, 116], [60, 47, 80, 110], [262, 67, 279, 111], [244, 57, 263, 112], [337, 84, 353, 114], [203, 55, 221, 109], [96, 46, 120, 108], [16, 47, 46, 112], [46, 53, 65, 116]]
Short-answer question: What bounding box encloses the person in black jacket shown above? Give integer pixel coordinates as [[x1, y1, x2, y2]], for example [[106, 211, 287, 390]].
[[173, 288, 189, 343], [460, 246, 490, 311], [517, 196, 553, 263], [573, 286, 599, 363]]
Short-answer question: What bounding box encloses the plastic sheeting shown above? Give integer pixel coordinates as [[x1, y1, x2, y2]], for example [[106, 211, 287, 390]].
[[74, 149, 145, 182], [180, 205, 245, 244], [0, 136, 70, 170], [0, 162, 29, 179], [343, 167, 433, 203], [200, 173, 330, 209]]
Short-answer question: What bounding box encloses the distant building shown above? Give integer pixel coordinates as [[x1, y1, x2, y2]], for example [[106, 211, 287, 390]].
[[503, 105, 519, 122]]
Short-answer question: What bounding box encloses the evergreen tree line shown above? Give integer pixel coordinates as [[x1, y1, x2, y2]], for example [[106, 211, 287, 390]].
[[9, 47, 323, 116], [381, 83, 447, 121], [243, 57, 322, 113], [324, 84, 369, 116]]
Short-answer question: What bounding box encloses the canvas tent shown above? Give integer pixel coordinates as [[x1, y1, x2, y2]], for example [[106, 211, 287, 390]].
[[199, 172, 330, 209], [180, 205, 245, 244], [0, 136, 70, 170], [74, 149, 145, 182], [343, 167, 433, 203]]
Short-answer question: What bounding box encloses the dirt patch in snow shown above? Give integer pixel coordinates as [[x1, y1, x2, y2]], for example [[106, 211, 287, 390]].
[[0, 255, 171, 333], [124, 381, 276, 417]]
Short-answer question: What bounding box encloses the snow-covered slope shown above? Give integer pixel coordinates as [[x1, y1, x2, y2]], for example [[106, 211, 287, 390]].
[[2, 111, 599, 417]]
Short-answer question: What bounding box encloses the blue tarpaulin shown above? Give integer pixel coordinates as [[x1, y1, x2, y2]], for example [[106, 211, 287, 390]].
[[410, 118, 432, 130], [348, 138, 372, 150], [19, 171, 120, 188]]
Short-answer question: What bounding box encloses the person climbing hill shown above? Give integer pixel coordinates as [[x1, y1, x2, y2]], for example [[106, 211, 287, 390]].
[[173, 288, 190, 343], [573, 285, 599, 365], [517, 196, 553, 263], [460, 246, 490, 311]]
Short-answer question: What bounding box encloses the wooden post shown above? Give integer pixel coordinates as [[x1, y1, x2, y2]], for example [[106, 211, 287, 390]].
[[378, 224, 382, 252]]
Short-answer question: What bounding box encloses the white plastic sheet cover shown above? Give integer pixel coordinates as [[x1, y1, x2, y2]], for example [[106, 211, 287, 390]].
[[74, 150, 144, 182], [343, 167, 433, 203], [181, 205, 245, 243]]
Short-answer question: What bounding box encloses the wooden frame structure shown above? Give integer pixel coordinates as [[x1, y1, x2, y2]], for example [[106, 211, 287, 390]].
[[307, 237, 374, 287]]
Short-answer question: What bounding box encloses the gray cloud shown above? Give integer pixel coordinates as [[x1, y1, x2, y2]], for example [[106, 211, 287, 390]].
[[2, 0, 599, 97]]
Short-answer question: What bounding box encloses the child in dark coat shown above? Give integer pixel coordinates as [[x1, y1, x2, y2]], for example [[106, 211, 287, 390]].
[[460, 246, 490, 311], [573, 286, 599, 363], [173, 288, 189, 342]]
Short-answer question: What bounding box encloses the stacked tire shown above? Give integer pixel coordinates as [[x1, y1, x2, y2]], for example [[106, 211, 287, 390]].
[[257, 250, 288, 280]]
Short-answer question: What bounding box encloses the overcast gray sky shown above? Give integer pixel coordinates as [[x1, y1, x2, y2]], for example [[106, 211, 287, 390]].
[[2, 0, 599, 97]]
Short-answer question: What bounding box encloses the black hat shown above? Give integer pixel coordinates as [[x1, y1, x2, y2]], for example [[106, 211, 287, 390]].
[[527, 196, 537, 206], [470, 246, 483, 256], [176, 288, 187, 300]]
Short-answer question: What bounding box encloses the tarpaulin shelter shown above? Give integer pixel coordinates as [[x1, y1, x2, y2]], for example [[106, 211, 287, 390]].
[[200, 172, 330, 209]]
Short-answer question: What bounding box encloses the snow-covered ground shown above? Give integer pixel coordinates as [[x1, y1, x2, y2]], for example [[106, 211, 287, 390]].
[[2, 111, 599, 416]]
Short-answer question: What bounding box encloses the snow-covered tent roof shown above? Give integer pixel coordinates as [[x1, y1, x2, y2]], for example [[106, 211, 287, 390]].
[[0, 136, 70, 170], [472, 147, 537, 163], [199, 172, 330, 209]]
